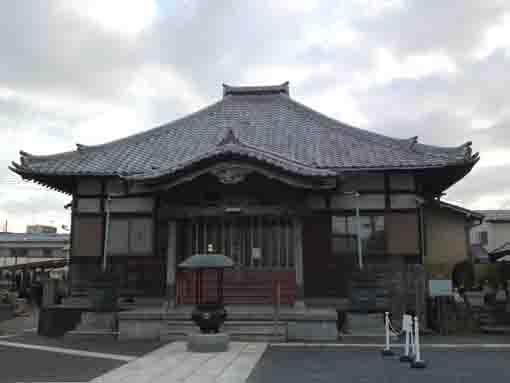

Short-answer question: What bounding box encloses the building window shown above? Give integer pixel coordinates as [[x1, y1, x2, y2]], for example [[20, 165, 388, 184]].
[[332, 215, 385, 255], [182, 216, 295, 268], [108, 217, 153, 256], [43, 248, 52, 257], [10, 248, 28, 257], [479, 231, 488, 246]]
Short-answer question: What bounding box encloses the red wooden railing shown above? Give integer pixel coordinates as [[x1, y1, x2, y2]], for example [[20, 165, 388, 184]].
[[175, 269, 295, 306]]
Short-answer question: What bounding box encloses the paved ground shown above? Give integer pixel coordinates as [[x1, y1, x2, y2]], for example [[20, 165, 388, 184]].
[[0, 344, 125, 383], [90, 341, 267, 383], [246, 345, 510, 383], [5, 333, 167, 356], [0, 334, 168, 382], [0, 309, 38, 334]]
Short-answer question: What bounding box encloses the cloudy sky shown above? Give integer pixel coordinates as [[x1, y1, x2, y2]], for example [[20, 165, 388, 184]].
[[1, 0, 510, 232]]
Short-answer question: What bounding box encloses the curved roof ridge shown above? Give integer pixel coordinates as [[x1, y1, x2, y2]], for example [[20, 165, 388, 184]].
[[20, 100, 224, 163], [283, 96, 471, 161], [123, 145, 337, 180], [127, 136, 336, 181], [11, 82, 479, 183]]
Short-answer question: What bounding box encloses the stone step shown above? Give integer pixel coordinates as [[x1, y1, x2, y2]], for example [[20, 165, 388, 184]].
[[162, 320, 286, 342], [480, 326, 510, 334]]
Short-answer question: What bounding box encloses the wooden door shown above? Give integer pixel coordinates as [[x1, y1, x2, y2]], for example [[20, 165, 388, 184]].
[[303, 214, 352, 298]]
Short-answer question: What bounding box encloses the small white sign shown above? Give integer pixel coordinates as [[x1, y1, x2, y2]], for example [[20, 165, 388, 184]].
[[402, 314, 412, 332], [429, 279, 453, 297], [251, 247, 261, 260]]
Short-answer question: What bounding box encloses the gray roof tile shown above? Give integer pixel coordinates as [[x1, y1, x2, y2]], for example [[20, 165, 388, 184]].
[[0, 232, 69, 243], [477, 210, 510, 222], [12, 84, 479, 180]]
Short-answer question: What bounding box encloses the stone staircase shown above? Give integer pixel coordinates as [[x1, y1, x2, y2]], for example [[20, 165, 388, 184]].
[[160, 308, 286, 341], [119, 306, 338, 341], [161, 320, 286, 341], [479, 304, 510, 334]]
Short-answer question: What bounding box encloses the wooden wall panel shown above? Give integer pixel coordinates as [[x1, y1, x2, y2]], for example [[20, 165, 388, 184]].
[[385, 212, 419, 255], [77, 179, 102, 195], [73, 216, 103, 258], [389, 173, 415, 191]]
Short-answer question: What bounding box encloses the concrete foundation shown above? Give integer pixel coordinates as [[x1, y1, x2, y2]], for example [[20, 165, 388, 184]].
[[187, 332, 230, 352], [286, 321, 338, 341]]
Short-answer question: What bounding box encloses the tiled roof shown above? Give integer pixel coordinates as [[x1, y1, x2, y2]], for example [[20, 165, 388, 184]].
[[476, 210, 510, 222], [11, 83, 479, 181], [489, 241, 510, 261], [438, 201, 485, 220], [0, 232, 69, 243]]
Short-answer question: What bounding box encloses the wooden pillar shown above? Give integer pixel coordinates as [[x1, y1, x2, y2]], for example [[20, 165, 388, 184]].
[[166, 221, 177, 308], [293, 217, 305, 309]]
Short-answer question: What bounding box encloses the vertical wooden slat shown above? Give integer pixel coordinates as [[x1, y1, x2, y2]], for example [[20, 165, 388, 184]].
[[194, 220, 199, 255], [259, 215, 266, 267], [250, 216, 254, 267], [186, 221, 192, 258], [284, 218, 288, 267], [276, 216, 281, 267], [223, 218, 227, 258], [230, 218, 234, 263], [203, 219, 207, 253]]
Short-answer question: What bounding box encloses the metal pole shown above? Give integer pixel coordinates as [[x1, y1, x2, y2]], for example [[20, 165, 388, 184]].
[[102, 195, 111, 272], [355, 193, 363, 269]]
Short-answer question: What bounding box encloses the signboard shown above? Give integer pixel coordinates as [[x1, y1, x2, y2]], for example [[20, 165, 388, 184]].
[[429, 279, 452, 297], [350, 287, 377, 313], [402, 314, 413, 332], [251, 248, 261, 261]]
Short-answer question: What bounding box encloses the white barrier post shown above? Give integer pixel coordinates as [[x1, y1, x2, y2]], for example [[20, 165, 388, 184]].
[[399, 314, 413, 362], [411, 315, 427, 368], [381, 311, 395, 356], [410, 316, 416, 359]]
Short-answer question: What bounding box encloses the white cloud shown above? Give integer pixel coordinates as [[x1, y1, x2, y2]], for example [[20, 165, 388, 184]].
[[3, 0, 510, 231], [471, 117, 496, 130], [63, 0, 158, 38], [371, 48, 458, 84], [474, 12, 510, 59]]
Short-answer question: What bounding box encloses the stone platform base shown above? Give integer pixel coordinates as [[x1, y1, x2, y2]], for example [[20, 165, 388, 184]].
[[187, 333, 230, 352], [118, 306, 338, 341]]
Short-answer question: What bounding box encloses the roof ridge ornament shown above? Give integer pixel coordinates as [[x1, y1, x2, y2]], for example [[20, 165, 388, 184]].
[[76, 143, 87, 152], [217, 128, 242, 147], [406, 136, 419, 150], [222, 82, 289, 97]]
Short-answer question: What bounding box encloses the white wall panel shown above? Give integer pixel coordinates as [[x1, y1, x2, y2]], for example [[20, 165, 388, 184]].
[[109, 198, 154, 213], [129, 218, 153, 254], [331, 194, 385, 209], [77, 198, 101, 213], [109, 220, 129, 254], [390, 194, 418, 209]]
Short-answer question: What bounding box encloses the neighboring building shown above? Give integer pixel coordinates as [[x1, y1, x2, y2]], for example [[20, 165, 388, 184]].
[[424, 201, 483, 276], [471, 210, 510, 261], [26, 224, 58, 234], [10, 82, 480, 307], [0, 232, 70, 267]]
